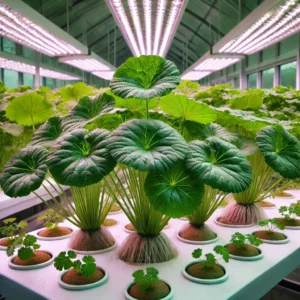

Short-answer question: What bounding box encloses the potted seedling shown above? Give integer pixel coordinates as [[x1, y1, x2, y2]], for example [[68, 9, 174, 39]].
[[225, 232, 263, 261], [54, 251, 107, 290], [218, 125, 300, 226], [125, 267, 173, 300], [253, 219, 289, 244], [7, 234, 53, 270], [276, 204, 300, 229], [0, 218, 27, 249], [257, 200, 276, 209], [103, 218, 119, 228], [36, 209, 73, 240], [124, 222, 170, 233], [183, 246, 229, 284], [0, 94, 119, 253], [106, 55, 205, 264]]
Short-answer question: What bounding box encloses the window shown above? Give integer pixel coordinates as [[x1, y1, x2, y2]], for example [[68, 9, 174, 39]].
[[280, 61, 296, 88], [262, 68, 274, 89], [247, 73, 257, 88], [2, 38, 16, 54], [280, 34, 298, 55], [3, 69, 18, 88], [233, 77, 240, 89], [23, 73, 34, 88], [247, 53, 258, 67], [23, 46, 35, 61], [262, 44, 276, 62], [45, 78, 54, 89]]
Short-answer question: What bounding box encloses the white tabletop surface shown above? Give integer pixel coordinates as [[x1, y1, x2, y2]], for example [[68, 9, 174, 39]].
[[0, 190, 300, 300]]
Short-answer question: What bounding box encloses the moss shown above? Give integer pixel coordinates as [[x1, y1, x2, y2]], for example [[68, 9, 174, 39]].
[[276, 218, 300, 227], [254, 230, 286, 241], [38, 226, 72, 237], [258, 201, 275, 208], [110, 203, 121, 212], [128, 281, 170, 300], [179, 224, 217, 241], [0, 237, 11, 246], [62, 268, 104, 285], [186, 262, 225, 279], [226, 244, 260, 257], [103, 218, 118, 227], [273, 191, 293, 197], [13, 251, 52, 266], [125, 223, 136, 232]]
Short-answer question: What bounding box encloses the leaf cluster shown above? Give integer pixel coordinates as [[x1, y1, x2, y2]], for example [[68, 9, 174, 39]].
[[279, 204, 300, 221], [54, 251, 96, 277], [258, 218, 285, 232], [132, 267, 160, 291], [230, 232, 262, 248], [37, 209, 64, 229], [192, 245, 229, 268], [0, 218, 28, 238]]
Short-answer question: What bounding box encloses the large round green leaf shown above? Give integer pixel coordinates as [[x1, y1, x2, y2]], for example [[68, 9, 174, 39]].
[[256, 125, 300, 179], [47, 128, 116, 187], [6, 93, 52, 126], [160, 94, 217, 124], [145, 164, 204, 218], [30, 116, 63, 147], [110, 55, 180, 99], [0, 147, 48, 197], [186, 138, 252, 193], [108, 119, 189, 172], [62, 92, 115, 131]]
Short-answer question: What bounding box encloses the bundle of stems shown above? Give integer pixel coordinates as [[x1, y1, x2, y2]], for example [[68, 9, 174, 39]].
[[105, 166, 177, 264], [33, 174, 115, 251], [179, 185, 226, 242]]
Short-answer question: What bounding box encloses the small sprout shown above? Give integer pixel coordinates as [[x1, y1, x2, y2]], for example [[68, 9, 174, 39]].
[[258, 218, 285, 232], [279, 204, 300, 221], [0, 218, 28, 240], [230, 232, 262, 248], [37, 209, 64, 230], [192, 246, 229, 268], [54, 251, 96, 277], [7, 234, 40, 260], [132, 267, 160, 291]]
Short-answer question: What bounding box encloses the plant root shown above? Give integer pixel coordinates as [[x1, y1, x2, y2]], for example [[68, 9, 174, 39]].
[[69, 227, 115, 251], [118, 232, 178, 264], [179, 223, 217, 241], [218, 202, 266, 225]]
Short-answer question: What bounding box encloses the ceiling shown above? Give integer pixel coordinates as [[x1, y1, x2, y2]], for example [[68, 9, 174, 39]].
[[23, 0, 264, 72]]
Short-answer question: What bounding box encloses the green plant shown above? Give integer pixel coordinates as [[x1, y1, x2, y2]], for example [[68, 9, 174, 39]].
[[132, 267, 160, 291], [279, 204, 300, 221], [54, 251, 96, 277], [0, 218, 28, 239], [230, 232, 262, 248], [192, 246, 229, 268], [258, 219, 285, 233], [37, 209, 64, 230], [5, 93, 53, 131], [7, 234, 40, 260]]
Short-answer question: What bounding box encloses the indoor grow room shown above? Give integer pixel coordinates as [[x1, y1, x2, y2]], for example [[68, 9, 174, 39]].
[[0, 0, 300, 300]]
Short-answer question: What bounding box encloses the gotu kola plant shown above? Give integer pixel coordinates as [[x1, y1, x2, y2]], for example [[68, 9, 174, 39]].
[[254, 218, 287, 241], [0, 92, 119, 252], [218, 124, 300, 226], [106, 55, 205, 264], [0, 218, 28, 247]]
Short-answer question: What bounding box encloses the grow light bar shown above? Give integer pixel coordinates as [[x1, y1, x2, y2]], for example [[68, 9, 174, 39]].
[[106, 0, 188, 57], [195, 58, 241, 72], [59, 53, 115, 73], [181, 71, 211, 80], [92, 71, 115, 80], [0, 52, 80, 80], [0, 0, 87, 56], [215, 0, 300, 55]]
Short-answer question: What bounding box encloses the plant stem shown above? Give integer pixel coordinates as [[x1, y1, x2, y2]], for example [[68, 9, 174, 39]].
[[146, 98, 149, 120]]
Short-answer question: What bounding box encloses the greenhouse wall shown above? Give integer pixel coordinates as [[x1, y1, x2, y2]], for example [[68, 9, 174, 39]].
[[200, 33, 299, 89]]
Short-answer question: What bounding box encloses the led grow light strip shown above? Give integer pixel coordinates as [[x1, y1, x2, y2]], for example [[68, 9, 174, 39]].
[[195, 58, 241, 72], [106, 0, 187, 56], [59, 53, 115, 74], [0, 0, 87, 57], [92, 71, 115, 80], [217, 0, 300, 55], [181, 71, 211, 80], [0, 59, 80, 80]]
